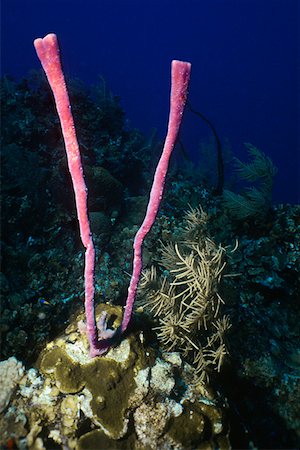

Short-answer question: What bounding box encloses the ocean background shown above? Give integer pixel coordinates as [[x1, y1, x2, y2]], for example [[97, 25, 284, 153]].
[[1, 0, 299, 204]]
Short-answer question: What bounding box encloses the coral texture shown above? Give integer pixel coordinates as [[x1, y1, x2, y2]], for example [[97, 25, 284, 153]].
[[0, 357, 24, 413]]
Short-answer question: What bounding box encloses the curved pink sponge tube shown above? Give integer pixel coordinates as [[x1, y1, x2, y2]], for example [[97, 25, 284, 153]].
[[34, 34, 99, 355], [121, 60, 191, 332]]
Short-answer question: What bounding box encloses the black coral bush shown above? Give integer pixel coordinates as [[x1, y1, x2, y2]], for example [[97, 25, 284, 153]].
[[223, 143, 277, 220]]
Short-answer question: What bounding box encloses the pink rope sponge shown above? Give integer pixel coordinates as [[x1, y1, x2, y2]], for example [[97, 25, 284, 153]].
[[34, 33, 191, 357]]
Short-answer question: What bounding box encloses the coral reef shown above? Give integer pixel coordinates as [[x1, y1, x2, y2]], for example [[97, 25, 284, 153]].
[[1, 71, 299, 448], [0, 306, 230, 449], [221, 202, 300, 447]]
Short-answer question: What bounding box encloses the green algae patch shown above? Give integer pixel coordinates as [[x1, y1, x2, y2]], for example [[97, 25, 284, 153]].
[[40, 346, 84, 394], [167, 404, 205, 447], [168, 397, 229, 449], [82, 354, 137, 438], [77, 428, 137, 450], [39, 343, 140, 439]]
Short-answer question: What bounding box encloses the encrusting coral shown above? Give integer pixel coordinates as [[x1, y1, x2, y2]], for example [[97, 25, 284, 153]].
[[138, 206, 231, 382]]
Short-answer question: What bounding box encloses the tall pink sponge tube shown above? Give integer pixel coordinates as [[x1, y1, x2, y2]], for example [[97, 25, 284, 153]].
[[121, 60, 191, 332], [33, 34, 101, 356], [34, 33, 191, 355]]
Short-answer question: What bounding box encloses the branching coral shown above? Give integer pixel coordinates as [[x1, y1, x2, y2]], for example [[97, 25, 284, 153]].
[[138, 208, 231, 382]]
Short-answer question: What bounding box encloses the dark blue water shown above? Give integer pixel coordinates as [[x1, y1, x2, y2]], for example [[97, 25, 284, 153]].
[[1, 0, 299, 203]]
